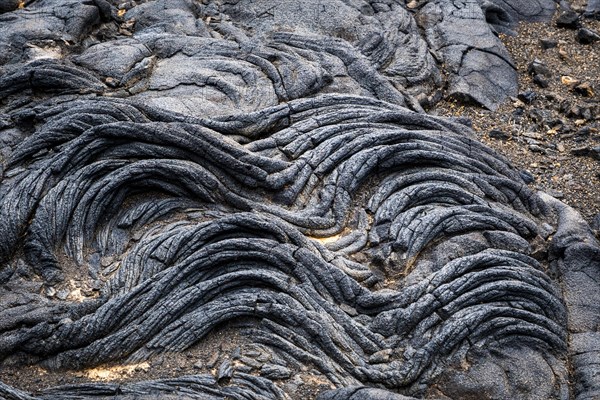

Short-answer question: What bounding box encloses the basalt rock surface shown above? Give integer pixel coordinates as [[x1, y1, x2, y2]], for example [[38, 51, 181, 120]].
[[0, 1, 599, 400]]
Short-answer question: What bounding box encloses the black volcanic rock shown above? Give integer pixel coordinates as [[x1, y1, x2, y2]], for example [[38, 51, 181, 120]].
[[528, 59, 552, 77], [556, 10, 581, 29], [1, 1, 600, 400], [518, 90, 537, 104], [577, 27, 600, 44], [541, 38, 559, 49]]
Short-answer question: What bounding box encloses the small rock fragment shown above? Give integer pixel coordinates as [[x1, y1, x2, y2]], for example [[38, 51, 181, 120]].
[[519, 170, 535, 184], [577, 27, 600, 44], [561, 76, 580, 86], [558, 47, 569, 60], [574, 82, 595, 97], [406, 0, 418, 9], [235, 365, 253, 374], [217, 360, 233, 383], [231, 347, 241, 360], [540, 38, 558, 49], [523, 131, 543, 140], [571, 146, 600, 160], [104, 77, 119, 88], [238, 355, 262, 369], [528, 60, 551, 77], [489, 129, 510, 140], [529, 144, 545, 153], [260, 364, 292, 380], [518, 90, 536, 104], [556, 10, 580, 29], [452, 116, 473, 127], [513, 99, 526, 108]]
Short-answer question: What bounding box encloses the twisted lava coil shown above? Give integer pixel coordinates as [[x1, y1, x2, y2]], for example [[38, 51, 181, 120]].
[[0, 0, 599, 399]]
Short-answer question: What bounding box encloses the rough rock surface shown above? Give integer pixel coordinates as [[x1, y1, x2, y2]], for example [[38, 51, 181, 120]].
[[0, 0, 599, 399], [586, 0, 600, 16]]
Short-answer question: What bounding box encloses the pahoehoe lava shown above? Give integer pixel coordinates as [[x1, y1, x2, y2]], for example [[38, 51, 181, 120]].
[[0, 0, 599, 399]]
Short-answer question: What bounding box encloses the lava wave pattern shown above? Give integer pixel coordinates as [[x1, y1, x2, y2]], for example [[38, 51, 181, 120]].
[[0, 0, 599, 399]]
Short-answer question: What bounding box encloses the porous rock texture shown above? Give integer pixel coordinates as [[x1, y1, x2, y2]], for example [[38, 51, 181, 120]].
[[0, 0, 599, 399]]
